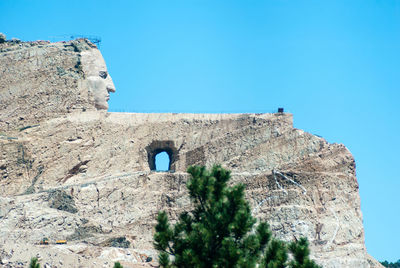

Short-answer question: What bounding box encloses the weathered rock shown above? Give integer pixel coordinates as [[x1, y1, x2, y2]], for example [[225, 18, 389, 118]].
[[67, 225, 103, 240], [100, 237, 131, 248], [0, 39, 382, 267], [48, 190, 78, 214]]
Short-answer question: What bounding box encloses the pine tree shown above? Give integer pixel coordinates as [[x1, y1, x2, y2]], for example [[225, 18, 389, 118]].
[[113, 262, 124, 268], [288, 238, 319, 268], [380, 259, 400, 268], [29, 257, 40, 268], [154, 165, 321, 267]]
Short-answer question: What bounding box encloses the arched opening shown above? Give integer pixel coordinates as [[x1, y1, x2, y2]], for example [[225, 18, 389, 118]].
[[155, 151, 170, 171], [146, 140, 178, 172]]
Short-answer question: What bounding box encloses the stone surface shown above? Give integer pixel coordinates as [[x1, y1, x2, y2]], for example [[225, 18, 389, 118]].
[[0, 39, 382, 267], [48, 190, 78, 214]]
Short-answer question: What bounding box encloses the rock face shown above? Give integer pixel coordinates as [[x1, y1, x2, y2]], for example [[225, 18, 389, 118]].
[[0, 39, 381, 267]]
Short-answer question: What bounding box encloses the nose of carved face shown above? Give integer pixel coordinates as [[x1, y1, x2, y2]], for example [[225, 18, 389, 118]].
[[105, 78, 115, 102], [107, 86, 116, 93], [105, 75, 116, 95]]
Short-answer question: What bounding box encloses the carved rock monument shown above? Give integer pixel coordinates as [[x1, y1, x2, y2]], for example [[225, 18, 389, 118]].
[[0, 39, 381, 267]]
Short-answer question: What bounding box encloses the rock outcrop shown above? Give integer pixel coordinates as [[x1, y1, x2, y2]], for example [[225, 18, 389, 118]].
[[0, 39, 382, 267]]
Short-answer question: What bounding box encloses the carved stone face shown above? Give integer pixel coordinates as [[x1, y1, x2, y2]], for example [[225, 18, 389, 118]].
[[81, 49, 116, 110]]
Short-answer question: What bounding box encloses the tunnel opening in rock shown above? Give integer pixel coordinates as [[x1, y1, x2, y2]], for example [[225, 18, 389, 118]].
[[146, 140, 178, 172]]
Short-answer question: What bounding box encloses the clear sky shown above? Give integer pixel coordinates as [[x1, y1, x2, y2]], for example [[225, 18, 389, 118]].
[[1, 0, 399, 262]]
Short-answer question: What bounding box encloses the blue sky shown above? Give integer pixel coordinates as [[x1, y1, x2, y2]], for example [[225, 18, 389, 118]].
[[1, 0, 399, 262]]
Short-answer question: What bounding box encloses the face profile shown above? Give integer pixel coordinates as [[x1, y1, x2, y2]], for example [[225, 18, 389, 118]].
[[81, 49, 116, 110]]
